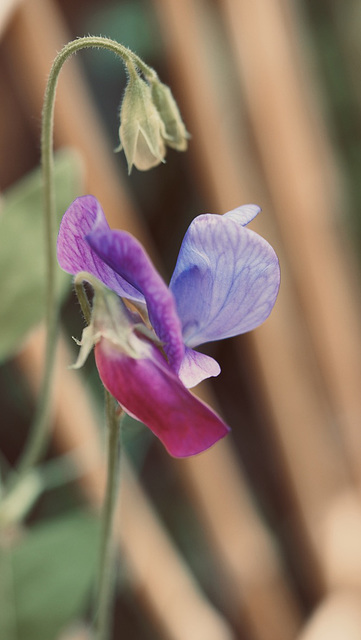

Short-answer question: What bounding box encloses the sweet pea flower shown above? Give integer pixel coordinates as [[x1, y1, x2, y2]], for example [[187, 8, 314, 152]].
[[57, 195, 280, 457]]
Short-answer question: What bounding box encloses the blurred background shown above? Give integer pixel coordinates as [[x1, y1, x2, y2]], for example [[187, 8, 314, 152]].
[[2, 1, 361, 639]]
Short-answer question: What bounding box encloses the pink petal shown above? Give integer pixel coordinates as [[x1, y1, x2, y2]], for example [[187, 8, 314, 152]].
[[95, 338, 229, 458]]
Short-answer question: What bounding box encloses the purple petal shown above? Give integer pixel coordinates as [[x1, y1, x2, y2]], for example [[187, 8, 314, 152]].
[[178, 347, 221, 388], [57, 196, 145, 302], [86, 209, 184, 371], [224, 203, 261, 226], [95, 338, 230, 457], [169, 213, 280, 348]]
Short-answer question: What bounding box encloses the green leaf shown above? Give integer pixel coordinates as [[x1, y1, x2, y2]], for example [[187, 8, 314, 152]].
[[0, 148, 83, 363], [85, 1, 161, 63], [0, 510, 99, 640]]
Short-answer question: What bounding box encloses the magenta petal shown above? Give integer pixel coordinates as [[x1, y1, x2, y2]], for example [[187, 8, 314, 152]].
[[95, 339, 230, 457], [57, 196, 145, 302], [87, 214, 184, 371], [178, 346, 221, 388]]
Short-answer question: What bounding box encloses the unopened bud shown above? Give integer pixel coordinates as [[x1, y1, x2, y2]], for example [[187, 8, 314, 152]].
[[118, 69, 167, 173], [150, 80, 190, 151]]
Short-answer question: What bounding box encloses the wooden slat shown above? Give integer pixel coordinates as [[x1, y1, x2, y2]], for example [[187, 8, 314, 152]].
[[219, 0, 361, 483], [317, 489, 361, 590], [296, 590, 361, 640], [179, 433, 302, 639], [0, 0, 23, 38]]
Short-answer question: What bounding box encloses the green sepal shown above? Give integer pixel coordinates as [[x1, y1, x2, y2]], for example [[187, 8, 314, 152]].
[[150, 79, 190, 151], [72, 273, 161, 368]]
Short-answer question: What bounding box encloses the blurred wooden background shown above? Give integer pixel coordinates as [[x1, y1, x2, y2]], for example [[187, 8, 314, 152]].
[[2, 0, 361, 638]]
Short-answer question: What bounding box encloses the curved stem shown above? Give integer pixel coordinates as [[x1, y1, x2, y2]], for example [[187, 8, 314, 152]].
[[94, 394, 123, 640], [13, 36, 155, 485]]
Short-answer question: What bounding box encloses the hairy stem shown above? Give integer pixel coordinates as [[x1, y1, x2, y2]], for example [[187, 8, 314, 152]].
[[94, 394, 123, 640]]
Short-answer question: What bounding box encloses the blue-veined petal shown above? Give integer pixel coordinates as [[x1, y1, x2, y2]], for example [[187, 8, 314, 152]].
[[169, 213, 280, 348], [224, 203, 261, 226]]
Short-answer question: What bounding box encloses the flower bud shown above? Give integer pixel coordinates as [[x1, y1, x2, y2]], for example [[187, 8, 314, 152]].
[[150, 80, 190, 151], [118, 70, 167, 173]]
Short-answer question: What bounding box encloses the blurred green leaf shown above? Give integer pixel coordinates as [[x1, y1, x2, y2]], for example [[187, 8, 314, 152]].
[[0, 510, 99, 640], [0, 148, 83, 363], [85, 1, 161, 63]]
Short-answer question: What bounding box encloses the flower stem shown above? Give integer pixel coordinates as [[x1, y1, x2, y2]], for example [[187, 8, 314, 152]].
[[12, 36, 156, 490], [74, 275, 92, 325], [73, 273, 123, 638], [94, 393, 123, 640]]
